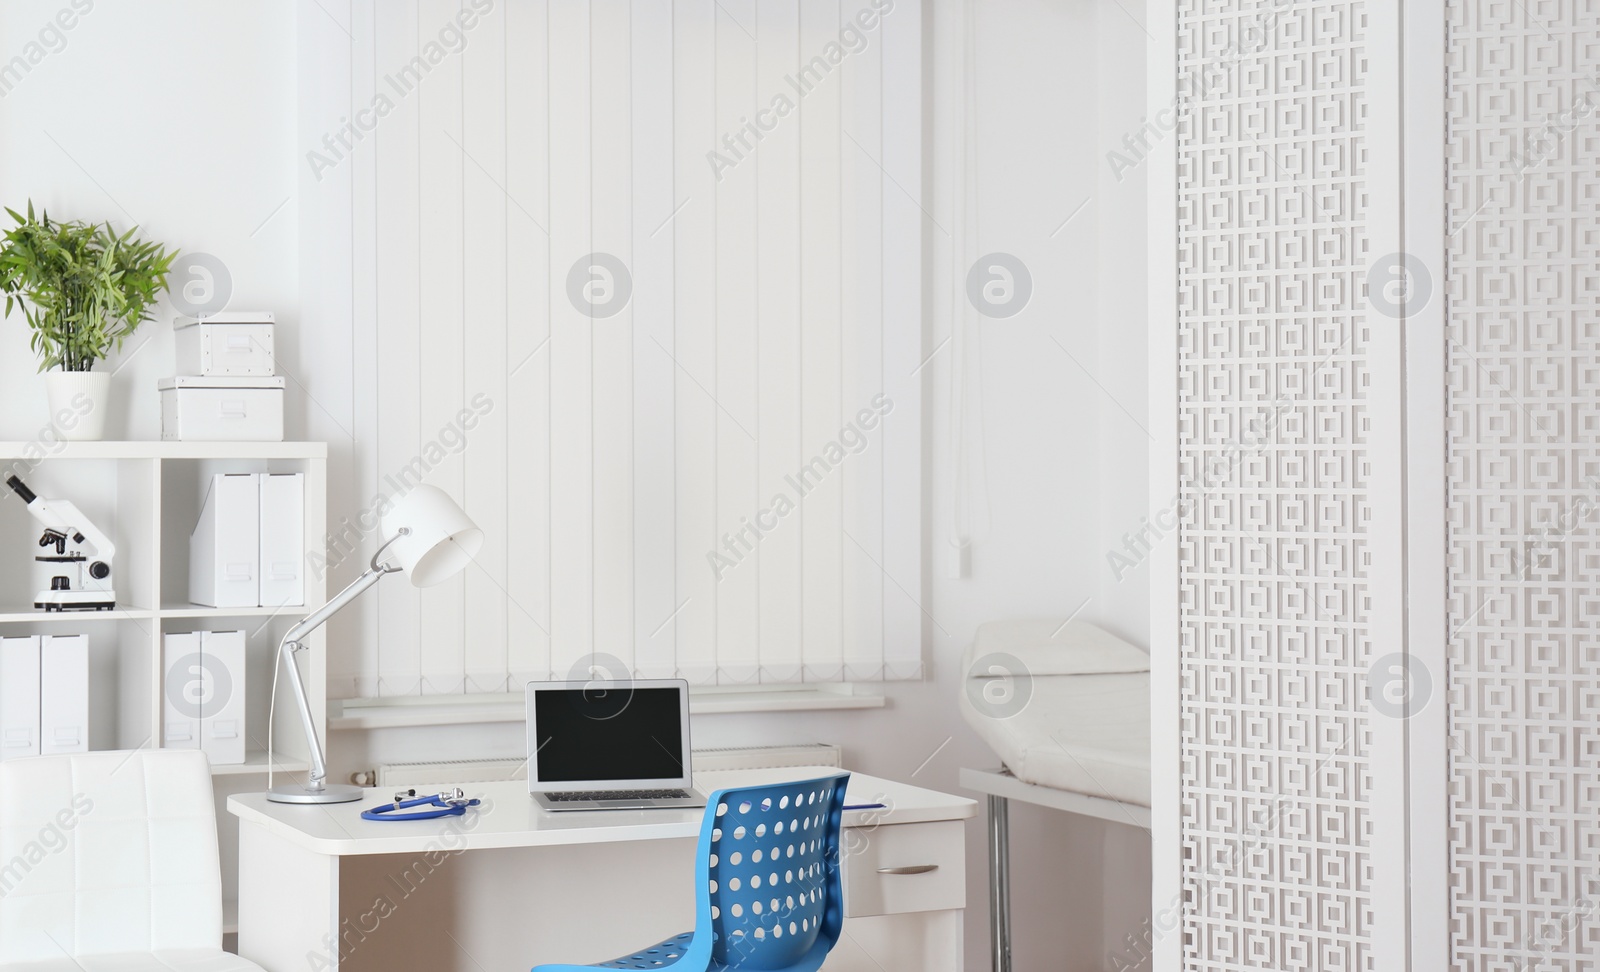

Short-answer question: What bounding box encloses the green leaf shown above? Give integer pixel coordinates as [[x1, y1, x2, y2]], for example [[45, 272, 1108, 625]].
[[0, 199, 177, 370]]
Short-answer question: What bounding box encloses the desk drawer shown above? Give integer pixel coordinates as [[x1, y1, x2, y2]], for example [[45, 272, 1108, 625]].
[[843, 820, 964, 918]]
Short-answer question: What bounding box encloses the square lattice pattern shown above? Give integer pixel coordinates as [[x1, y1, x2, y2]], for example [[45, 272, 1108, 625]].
[[1176, 1, 1375, 969], [1446, 2, 1600, 969]]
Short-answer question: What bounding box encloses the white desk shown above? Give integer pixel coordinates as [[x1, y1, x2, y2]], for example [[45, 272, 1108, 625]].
[[230, 766, 975, 971]]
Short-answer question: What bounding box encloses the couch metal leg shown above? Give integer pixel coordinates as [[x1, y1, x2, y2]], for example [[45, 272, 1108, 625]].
[[988, 794, 1012, 972]]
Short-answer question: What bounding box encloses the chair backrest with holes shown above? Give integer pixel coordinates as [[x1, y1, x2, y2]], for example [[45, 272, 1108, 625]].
[[696, 773, 850, 970]]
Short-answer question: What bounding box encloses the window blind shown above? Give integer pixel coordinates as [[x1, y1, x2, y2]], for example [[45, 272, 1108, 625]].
[[318, 0, 923, 697]]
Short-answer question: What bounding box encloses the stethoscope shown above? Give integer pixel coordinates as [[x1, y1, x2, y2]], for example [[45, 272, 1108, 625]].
[[361, 787, 482, 822]]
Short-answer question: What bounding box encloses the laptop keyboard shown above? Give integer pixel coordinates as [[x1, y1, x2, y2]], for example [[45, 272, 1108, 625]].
[[547, 789, 690, 802]]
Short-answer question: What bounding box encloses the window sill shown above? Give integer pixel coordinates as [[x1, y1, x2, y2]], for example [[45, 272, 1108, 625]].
[[328, 684, 886, 731]]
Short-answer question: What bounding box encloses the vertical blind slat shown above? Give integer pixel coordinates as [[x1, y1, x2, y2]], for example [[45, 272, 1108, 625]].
[[546, 0, 596, 680], [461, 0, 511, 694], [372, 0, 424, 697], [631, 0, 681, 680], [591, 0, 638, 674], [504, 0, 554, 687]]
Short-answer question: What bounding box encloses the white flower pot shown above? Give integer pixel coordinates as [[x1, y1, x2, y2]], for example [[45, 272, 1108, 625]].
[[44, 371, 111, 441]]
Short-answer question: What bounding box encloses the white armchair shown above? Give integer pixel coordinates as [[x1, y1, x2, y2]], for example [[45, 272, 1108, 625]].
[[0, 749, 266, 972]]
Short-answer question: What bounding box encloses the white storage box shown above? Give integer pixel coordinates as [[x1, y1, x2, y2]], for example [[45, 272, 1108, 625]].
[[190, 473, 260, 608], [162, 630, 246, 765], [0, 636, 41, 761], [197, 630, 246, 764], [174, 312, 276, 376], [161, 631, 201, 750], [159, 376, 285, 441], [259, 473, 305, 607], [39, 634, 88, 756]]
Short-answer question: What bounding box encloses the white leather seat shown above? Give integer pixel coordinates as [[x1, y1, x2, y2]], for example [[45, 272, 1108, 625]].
[[0, 750, 265, 972], [0, 951, 264, 972]]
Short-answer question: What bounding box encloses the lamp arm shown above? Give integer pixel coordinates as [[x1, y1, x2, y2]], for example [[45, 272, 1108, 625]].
[[277, 639, 328, 789], [283, 530, 408, 645], [276, 539, 405, 791], [282, 563, 389, 646]]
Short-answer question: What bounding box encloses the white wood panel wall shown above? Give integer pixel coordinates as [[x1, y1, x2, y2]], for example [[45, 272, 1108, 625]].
[[317, 0, 922, 698]]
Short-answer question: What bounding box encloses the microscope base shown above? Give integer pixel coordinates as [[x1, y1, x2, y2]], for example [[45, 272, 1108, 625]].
[[35, 590, 118, 612]]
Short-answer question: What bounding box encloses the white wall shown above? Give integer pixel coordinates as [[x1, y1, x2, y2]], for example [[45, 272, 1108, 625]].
[[0, 0, 298, 441], [0, 1, 1148, 969]]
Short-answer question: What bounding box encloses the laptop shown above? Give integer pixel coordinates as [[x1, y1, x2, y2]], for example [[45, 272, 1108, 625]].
[[526, 678, 707, 811]]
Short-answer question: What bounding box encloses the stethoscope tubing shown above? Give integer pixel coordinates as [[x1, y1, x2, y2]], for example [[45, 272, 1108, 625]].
[[361, 792, 482, 821]]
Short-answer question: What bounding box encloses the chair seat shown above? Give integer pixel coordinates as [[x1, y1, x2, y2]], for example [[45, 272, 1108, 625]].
[[532, 929, 830, 972], [534, 931, 696, 970], [1, 949, 266, 972]]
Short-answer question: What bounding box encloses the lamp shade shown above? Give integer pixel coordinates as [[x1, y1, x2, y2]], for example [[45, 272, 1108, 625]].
[[380, 485, 484, 587]]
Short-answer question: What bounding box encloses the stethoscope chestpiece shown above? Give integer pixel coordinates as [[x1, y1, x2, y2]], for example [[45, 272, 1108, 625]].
[[360, 787, 482, 821]]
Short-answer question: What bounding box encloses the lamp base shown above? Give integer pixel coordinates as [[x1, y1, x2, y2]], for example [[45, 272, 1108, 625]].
[[267, 783, 364, 805]]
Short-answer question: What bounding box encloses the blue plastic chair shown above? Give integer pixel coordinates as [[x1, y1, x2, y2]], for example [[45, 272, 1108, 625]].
[[532, 772, 851, 971]]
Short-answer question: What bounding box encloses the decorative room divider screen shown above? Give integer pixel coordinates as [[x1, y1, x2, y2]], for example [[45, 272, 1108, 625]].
[[1152, 0, 1600, 969], [1153, 1, 1391, 968], [1441, 4, 1600, 970]]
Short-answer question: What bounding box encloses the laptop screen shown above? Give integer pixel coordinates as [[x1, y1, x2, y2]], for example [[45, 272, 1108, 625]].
[[531, 685, 686, 784]]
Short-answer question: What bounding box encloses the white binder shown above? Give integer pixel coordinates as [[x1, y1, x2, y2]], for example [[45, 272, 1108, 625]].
[[0, 636, 40, 760], [198, 630, 246, 765], [190, 473, 261, 607], [161, 631, 202, 751], [163, 630, 246, 764], [259, 473, 305, 608], [39, 634, 88, 755]]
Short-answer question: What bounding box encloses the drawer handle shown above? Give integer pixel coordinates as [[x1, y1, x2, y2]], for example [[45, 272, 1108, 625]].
[[876, 865, 939, 875]]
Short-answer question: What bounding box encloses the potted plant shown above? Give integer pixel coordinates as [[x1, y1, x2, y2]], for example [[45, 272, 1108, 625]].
[[0, 201, 177, 440]]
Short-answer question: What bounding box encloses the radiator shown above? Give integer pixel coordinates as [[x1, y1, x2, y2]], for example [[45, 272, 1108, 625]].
[[688, 743, 842, 771], [371, 743, 841, 787], [373, 757, 528, 786]]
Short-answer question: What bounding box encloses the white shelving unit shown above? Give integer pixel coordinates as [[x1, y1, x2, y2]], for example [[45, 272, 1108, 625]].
[[0, 439, 328, 763], [0, 440, 327, 935]]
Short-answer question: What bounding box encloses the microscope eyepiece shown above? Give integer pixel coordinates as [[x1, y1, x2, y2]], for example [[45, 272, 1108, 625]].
[[5, 476, 37, 505]]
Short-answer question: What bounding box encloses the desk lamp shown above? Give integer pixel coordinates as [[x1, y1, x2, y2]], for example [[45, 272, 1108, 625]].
[[267, 485, 484, 804]]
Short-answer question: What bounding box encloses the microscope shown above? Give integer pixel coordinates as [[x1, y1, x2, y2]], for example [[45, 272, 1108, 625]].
[[5, 475, 117, 611]]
